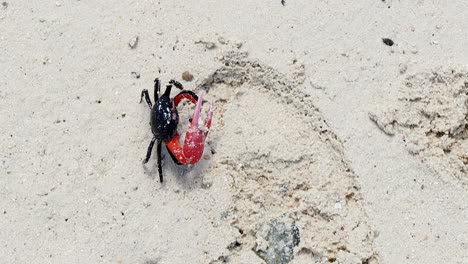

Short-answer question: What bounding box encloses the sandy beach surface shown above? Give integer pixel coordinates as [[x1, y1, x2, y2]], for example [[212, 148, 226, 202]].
[[1, 1, 467, 263]]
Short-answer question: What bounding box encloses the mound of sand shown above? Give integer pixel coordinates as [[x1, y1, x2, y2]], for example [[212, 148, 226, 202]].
[[370, 69, 468, 189], [195, 51, 378, 263]]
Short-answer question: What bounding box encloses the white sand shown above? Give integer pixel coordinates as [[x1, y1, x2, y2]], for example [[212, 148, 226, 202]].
[[1, 1, 467, 263]]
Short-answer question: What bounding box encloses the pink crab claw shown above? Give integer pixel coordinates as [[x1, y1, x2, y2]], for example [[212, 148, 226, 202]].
[[166, 92, 214, 164]]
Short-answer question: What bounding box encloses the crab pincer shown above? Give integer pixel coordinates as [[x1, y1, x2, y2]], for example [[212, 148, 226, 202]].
[[166, 91, 214, 164]]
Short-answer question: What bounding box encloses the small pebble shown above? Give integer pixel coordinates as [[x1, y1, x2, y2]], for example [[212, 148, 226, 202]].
[[182, 71, 193, 81], [234, 41, 243, 49], [399, 63, 408, 74], [2, 2, 8, 9], [205, 42, 215, 49], [128, 36, 139, 49], [131, 72, 140, 79], [382, 38, 394, 46], [218, 36, 228, 45], [374, 230, 380, 238]]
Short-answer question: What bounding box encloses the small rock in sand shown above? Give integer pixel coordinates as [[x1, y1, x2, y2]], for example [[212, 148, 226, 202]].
[[131, 72, 140, 79], [382, 38, 394, 46], [399, 63, 408, 74], [205, 42, 216, 49], [182, 71, 193, 81], [218, 36, 228, 45], [128, 36, 139, 49], [195, 39, 216, 50], [254, 214, 300, 264]]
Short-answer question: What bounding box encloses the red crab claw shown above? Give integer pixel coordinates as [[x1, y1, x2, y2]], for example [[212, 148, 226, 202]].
[[166, 92, 214, 164]]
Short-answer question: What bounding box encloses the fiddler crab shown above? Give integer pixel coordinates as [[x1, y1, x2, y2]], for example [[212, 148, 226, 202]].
[[140, 78, 214, 182]]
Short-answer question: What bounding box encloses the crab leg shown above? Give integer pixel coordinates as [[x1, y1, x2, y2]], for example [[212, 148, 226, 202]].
[[166, 92, 214, 164]]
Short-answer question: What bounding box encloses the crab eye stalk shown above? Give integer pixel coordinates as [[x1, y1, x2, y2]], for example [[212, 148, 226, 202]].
[[169, 80, 184, 90], [163, 85, 173, 97]]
